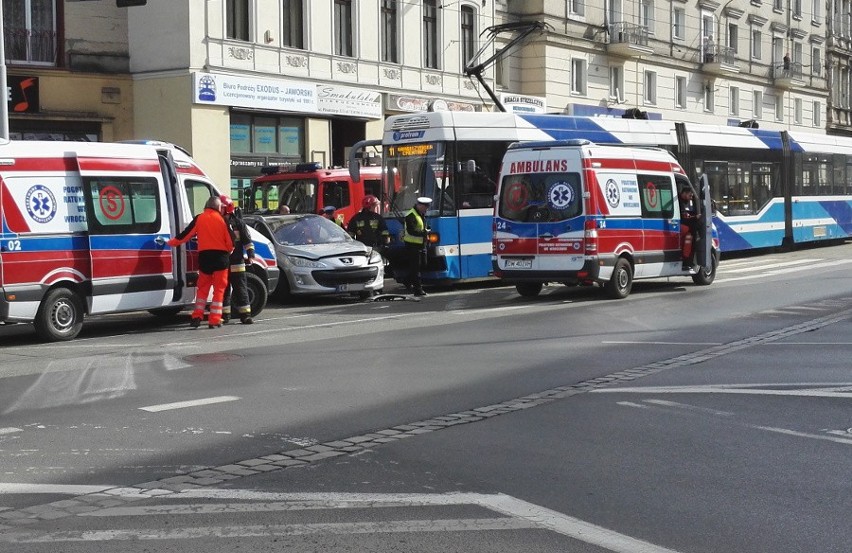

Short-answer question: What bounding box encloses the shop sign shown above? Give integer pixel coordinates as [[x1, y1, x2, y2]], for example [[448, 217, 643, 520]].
[[194, 72, 317, 113], [8, 76, 39, 113], [386, 94, 478, 113], [316, 85, 382, 119], [500, 93, 546, 114]]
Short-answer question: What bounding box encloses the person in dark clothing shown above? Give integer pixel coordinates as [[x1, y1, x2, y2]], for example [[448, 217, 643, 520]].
[[219, 196, 255, 325], [167, 196, 233, 328], [402, 197, 432, 297], [679, 186, 698, 270], [347, 194, 390, 249]]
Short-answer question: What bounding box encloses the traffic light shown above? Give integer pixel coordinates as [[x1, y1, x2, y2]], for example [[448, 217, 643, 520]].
[[116, 0, 147, 6]]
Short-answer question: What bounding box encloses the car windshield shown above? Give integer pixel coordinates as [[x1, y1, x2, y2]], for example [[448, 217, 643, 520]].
[[266, 215, 353, 246]]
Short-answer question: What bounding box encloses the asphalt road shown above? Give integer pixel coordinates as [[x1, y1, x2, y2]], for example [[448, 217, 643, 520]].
[[1, 244, 851, 552]]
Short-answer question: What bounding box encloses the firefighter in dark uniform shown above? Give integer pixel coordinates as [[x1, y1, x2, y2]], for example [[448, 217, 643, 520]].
[[220, 195, 255, 324], [346, 194, 390, 249], [402, 197, 432, 297]]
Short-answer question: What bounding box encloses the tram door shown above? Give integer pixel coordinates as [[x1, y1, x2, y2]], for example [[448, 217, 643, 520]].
[[751, 163, 773, 213]]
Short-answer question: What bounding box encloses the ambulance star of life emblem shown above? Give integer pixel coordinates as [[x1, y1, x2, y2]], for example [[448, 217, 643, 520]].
[[605, 179, 620, 208], [25, 184, 57, 224]]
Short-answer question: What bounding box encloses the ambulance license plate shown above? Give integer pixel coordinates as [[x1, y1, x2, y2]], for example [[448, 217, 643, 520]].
[[504, 258, 532, 269]]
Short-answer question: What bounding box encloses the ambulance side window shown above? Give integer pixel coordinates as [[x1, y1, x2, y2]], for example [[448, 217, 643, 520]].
[[184, 179, 215, 215], [84, 177, 160, 234], [638, 174, 675, 219]]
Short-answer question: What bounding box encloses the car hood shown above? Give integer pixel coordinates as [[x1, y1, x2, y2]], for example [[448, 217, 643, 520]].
[[278, 242, 370, 260]]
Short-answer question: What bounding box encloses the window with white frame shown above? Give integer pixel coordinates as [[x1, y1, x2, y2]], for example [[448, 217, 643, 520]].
[[812, 47, 821, 75], [773, 0, 782, 10], [793, 42, 803, 67], [461, 5, 476, 69], [226, 0, 250, 41], [4, 0, 57, 64], [728, 24, 738, 54], [333, 0, 353, 57], [812, 0, 821, 22], [730, 86, 739, 115], [814, 101, 821, 126], [571, 59, 587, 94], [610, 66, 624, 101], [381, 0, 398, 63], [673, 8, 685, 39], [754, 90, 763, 119], [282, 0, 304, 49], [424, 0, 439, 69], [639, 0, 654, 33], [675, 76, 687, 108], [704, 83, 714, 112], [794, 98, 802, 124], [752, 30, 762, 59], [793, 0, 802, 17], [775, 94, 783, 120], [569, 0, 585, 17], [644, 70, 657, 104]]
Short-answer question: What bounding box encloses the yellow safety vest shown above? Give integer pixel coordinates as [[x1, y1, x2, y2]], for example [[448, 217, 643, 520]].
[[403, 207, 426, 245]]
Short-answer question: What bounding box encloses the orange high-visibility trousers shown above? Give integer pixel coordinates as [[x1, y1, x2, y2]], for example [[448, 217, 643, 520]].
[[680, 225, 693, 261], [191, 269, 229, 326]]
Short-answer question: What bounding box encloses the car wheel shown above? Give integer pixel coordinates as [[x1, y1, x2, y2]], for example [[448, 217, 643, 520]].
[[516, 282, 543, 297], [34, 287, 84, 342], [246, 272, 268, 315], [605, 258, 633, 299]]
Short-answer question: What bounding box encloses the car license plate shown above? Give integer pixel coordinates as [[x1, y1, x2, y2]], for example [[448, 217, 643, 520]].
[[336, 283, 364, 292], [504, 258, 532, 269]]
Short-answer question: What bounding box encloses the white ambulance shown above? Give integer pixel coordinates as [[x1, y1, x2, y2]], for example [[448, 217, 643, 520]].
[[0, 140, 278, 341], [493, 139, 719, 298]]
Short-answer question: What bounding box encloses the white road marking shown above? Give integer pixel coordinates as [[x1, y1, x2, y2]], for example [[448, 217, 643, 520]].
[[602, 341, 723, 346], [592, 384, 852, 399], [753, 425, 852, 446], [0, 427, 22, 435], [0, 483, 114, 495], [40, 490, 685, 553], [719, 259, 852, 282], [138, 396, 240, 413], [642, 399, 735, 416]]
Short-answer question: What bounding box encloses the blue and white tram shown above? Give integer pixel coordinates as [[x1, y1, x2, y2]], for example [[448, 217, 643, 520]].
[[379, 112, 852, 283]]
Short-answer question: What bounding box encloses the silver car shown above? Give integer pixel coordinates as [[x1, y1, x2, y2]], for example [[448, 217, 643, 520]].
[[243, 214, 384, 299]]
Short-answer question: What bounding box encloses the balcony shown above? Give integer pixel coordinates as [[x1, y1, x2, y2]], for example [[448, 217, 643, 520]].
[[606, 23, 654, 58], [771, 62, 805, 90], [3, 27, 57, 65], [701, 45, 740, 76]]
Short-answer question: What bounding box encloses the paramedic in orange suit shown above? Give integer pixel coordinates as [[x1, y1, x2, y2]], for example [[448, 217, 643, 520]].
[[167, 196, 233, 328], [679, 187, 698, 269]]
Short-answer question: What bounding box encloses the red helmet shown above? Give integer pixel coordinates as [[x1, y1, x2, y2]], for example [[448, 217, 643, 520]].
[[362, 194, 379, 209], [219, 194, 235, 214]]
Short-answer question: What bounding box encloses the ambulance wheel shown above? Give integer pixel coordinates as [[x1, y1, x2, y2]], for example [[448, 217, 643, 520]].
[[605, 258, 633, 299], [692, 250, 719, 286], [34, 287, 84, 342], [516, 282, 543, 297], [246, 272, 268, 316]]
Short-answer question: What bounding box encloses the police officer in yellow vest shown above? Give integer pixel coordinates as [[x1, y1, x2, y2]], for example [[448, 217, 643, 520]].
[[403, 197, 432, 297]]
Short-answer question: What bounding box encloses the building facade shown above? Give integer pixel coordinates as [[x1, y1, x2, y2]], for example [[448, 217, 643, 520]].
[[125, 0, 495, 197], [495, 0, 829, 129], [4, 0, 134, 141]]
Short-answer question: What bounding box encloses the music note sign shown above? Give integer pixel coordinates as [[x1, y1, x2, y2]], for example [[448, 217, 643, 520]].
[[8, 76, 39, 113]]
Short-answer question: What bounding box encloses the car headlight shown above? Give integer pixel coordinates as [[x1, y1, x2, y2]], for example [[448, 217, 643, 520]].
[[286, 255, 326, 268], [368, 249, 383, 264]]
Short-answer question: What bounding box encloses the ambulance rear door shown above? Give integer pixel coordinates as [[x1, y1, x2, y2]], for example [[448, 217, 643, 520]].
[[79, 152, 177, 314], [495, 146, 586, 274]]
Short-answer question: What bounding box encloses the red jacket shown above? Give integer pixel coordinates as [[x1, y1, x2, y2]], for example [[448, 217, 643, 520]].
[[169, 208, 233, 253]]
